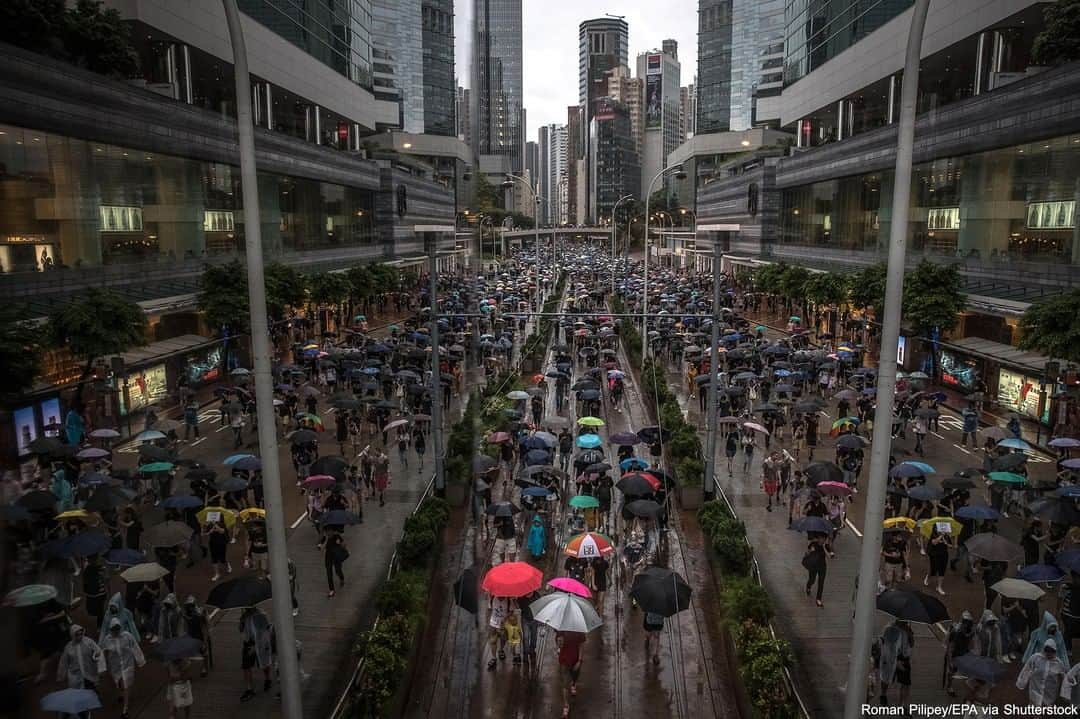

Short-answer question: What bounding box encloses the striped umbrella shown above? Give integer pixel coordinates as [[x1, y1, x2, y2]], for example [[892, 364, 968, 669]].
[[564, 532, 616, 558]]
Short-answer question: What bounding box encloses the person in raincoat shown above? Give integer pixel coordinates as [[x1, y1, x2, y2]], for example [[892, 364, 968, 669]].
[[56, 624, 106, 692], [1024, 611, 1070, 666], [158, 593, 183, 641], [875, 620, 914, 706], [239, 606, 273, 702], [64, 408, 85, 446], [1017, 639, 1066, 706], [526, 515, 546, 559], [100, 617, 145, 719], [1061, 659, 1080, 707], [50, 469, 74, 513], [976, 610, 1004, 662], [99, 593, 139, 644]]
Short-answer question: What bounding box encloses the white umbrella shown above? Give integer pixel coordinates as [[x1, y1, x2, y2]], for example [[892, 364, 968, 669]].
[[384, 419, 411, 432], [990, 577, 1045, 601], [121, 562, 170, 583], [89, 428, 120, 439], [529, 592, 603, 633], [506, 390, 530, 401], [135, 430, 166, 442]]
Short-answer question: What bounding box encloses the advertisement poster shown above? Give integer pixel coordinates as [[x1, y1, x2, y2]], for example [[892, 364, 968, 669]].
[[13, 406, 37, 456], [184, 345, 223, 386], [1026, 200, 1075, 230], [645, 73, 662, 129], [897, 336, 907, 366], [997, 368, 1049, 423], [40, 398, 62, 436], [939, 350, 978, 392], [121, 364, 168, 415]]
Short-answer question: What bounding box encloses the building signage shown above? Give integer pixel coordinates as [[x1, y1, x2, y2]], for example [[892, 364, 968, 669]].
[[938, 350, 978, 392], [120, 364, 168, 416], [645, 74, 662, 129], [646, 53, 662, 75], [997, 368, 1049, 423], [99, 205, 143, 233], [1026, 200, 1074, 230], [927, 207, 960, 231], [897, 336, 906, 366], [203, 210, 235, 232], [183, 345, 223, 386]]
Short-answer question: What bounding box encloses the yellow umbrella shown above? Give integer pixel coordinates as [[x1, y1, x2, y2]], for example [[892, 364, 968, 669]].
[[197, 506, 237, 528], [883, 517, 916, 531], [919, 516, 961, 539], [239, 508, 266, 522], [55, 509, 91, 521]]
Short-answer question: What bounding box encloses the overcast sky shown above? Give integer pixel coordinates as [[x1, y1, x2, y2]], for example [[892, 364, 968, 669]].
[[455, 1, 699, 142]]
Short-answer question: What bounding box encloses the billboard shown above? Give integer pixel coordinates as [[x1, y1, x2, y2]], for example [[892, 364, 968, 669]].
[[646, 53, 662, 75], [645, 73, 662, 129]]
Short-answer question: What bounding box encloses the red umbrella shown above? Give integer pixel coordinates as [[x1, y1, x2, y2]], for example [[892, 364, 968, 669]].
[[488, 432, 512, 444], [481, 562, 543, 597], [302, 475, 336, 491], [816, 481, 853, 497]]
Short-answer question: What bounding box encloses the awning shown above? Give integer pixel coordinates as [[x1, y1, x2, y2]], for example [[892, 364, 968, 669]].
[[941, 336, 1054, 376], [114, 334, 215, 369]]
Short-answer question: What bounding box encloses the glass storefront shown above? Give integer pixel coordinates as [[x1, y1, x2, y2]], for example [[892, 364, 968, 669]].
[[0, 124, 376, 273], [779, 134, 1080, 266], [997, 368, 1050, 424]]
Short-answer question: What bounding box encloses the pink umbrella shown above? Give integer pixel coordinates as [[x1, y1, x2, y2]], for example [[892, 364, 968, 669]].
[[302, 474, 336, 490], [816, 481, 853, 497], [547, 577, 592, 598]]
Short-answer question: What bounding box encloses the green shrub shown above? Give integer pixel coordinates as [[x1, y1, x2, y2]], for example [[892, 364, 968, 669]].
[[734, 621, 797, 719], [712, 529, 753, 576], [720, 577, 774, 626], [697, 500, 734, 532], [675, 456, 705, 489], [351, 613, 417, 717], [397, 528, 436, 567], [374, 569, 427, 618]]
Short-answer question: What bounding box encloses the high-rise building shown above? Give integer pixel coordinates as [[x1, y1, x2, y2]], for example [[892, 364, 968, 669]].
[[604, 67, 643, 163], [679, 83, 697, 140], [728, 0, 784, 129], [539, 123, 568, 225], [369, 0, 424, 131], [473, 0, 524, 172], [566, 105, 584, 223], [589, 96, 640, 222], [456, 86, 472, 145], [525, 140, 540, 191], [579, 18, 630, 118], [421, 0, 456, 136], [637, 43, 681, 197], [696, 0, 733, 134]]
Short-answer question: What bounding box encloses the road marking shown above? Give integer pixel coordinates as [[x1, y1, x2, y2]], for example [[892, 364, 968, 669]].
[[819, 411, 831, 418], [190, 437, 207, 447], [290, 511, 308, 529], [215, 424, 229, 433], [931, 432, 945, 440], [325, 407, 336, 414], [952, 444, 971, 454], [845, 519, 863, 537], [209, 608, 220, 620]]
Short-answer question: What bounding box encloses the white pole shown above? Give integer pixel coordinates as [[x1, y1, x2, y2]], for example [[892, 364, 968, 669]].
[[843, 1, 931, 716], [221, 2, 302, 716]]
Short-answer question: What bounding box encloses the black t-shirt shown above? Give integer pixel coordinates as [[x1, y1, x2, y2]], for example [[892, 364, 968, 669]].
[[497, 518, 516, 540]]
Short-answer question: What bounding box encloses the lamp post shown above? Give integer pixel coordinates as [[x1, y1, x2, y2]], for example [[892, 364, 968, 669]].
[[221, 2, 302, 716], [502, 174, 540, 309], [680, 208, 697, 270], [643, 165, 687, 355], [611, 194, 634, 298], [843, 2, 932, 717]]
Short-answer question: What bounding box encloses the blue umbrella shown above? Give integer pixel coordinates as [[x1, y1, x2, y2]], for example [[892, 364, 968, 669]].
[[789, 516, 834, 534], [905, 485, 944, 502], [44, 530, 112, 559], [524, 449, 551, 466], [861, 387, 877, 396], [889, 463, 926, 479], [620, 457, 649, 471], [223, 453, 255, 465], [234, 456, 262, 472], [106, 548, 147, 566], [317, 510, 362, 526], [955, 505, 1001, 521], [1018, 564, 1065, 583], [520, 436, 548, 451], [521, 486, 551, 498], [362, 366, 381, 375], [1056, 485, 1080, 499], [901, 461, 936, 475], [162, 495, 203, 510], [79, 471, 113, 487], [577, 434, 602, 449], [1056, 549, 1080, 573], [41, 688, 102, 715], [997, 438, 1031, 450]]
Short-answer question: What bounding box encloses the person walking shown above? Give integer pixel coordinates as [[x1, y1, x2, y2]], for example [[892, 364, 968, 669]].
[[181, 596, 212, 677], [165, 659, 194, 719], [556, 630, 586, 719], [924, 525, 950, 596], [1017, 639, 1067, 706], [414, 428, 426, 474], [486, 597, 509, 671], [741, 429, 755, 473], [100, 617, 145, 719], [913, 416, 928, 456], [961, 404, 979, 448], [875, 620, 914, 707], [504, 611, 524, 666], [230, 410, 244, 450], [643, 609, 664, 665], [204, 518, 231, 581], [239, 607, 273, 702], [397, 432, 409, 468], [373, 451, 390, 507], [57, 625, 106, 717], [321, 529, 348, 598], [803, 535, 827, 608], [183, 398, 200, 441]]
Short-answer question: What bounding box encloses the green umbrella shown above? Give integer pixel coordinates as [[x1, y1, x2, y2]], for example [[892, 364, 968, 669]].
[[987, 471, 1026, 485], [789, 316, 801, 322], [139, 462, 174, 473], [5, 584, 58, 607], [755, 325, 766, 332], [569, 495, 600, 510]]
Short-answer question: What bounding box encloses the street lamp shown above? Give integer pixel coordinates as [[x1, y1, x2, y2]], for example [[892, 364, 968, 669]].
[[680, 208, 698, 268], [611, 194, 634, 297], [643, 165, 687, 354], [502, 174, 541, 310]]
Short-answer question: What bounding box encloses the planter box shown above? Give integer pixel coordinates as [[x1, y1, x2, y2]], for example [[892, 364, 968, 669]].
[[445, 482, 468, 508], [679, 485, 704, 509]]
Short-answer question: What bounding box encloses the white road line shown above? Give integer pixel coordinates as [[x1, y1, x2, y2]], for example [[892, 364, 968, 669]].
[[931, 432, 945, 440], [215, 425, 228, 433], [819, 411, 831, 418], [845, 519, 863, 538], [325, 407, 336, 414], [290, 511, 308, 529], [209, 608, 220, 620], [952, 443, 971, 454], [190, 437, 207, 446]]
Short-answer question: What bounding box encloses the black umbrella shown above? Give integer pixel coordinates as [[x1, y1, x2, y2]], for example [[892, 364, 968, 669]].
[[289, 429, 319, 445], [0, 504, 33, 522], [453, 566, 480, 615], [941, 474, 977, 490], [485, 501, 521, 518], [875, 588, 950, 624], [625, 499, 663, 518], [28, 437, 64, 455], [965, 533, 1023, 562], [789, 516, 834, 534], [137, 445, 173, 462], [142, 520, 194, 548], [794, 400, 824, 413], [1030, 498, 1080, 526], [629, 567, 692, 617], [84, 486, 136, 513], [645, 468, 677, 488], [616, 474, 657, 496], [185, 468, 217, 482], [991, 453, 1028, 472], [17, 490, 57, 512], [574, 449, 604, 466], [584, 462, 612, 474], [472, 455, 498, 474], [952, 654, 1008, 684], [804, 462, 843, 487], [317, 510, 362, 526], [206, 576, 272, 609], [215, 477, 248, 493], [43, 530, 112, 559], [309, 456, 349, 481], [636, 427, 670, 444], [156, 636, 205, 661]]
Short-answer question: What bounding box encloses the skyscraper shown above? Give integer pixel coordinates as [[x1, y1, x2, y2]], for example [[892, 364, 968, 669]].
[[539, 123, 568, 225], [474, 0, 524, 172], [637, 43, 681, 197], [421, 0, 456, 136], [525, 140, 540, 191], [589, 96, 640, 222], [566, 105, 584, 223], [680, 84, 697, 140], [696, 0, 733, 134], [579, 17, 629, 222], [605, 66, 643, 163], [456, 86, 472, 146], [729, 0, 783, 129]]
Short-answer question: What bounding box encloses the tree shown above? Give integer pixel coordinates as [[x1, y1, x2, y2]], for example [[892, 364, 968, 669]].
[[264, 262, 307, 323], [198, 261, 251, 336], [901, 260, 965, 337], [62, 0, 139, 77], [804, 272, 849, 308], [1032, 0, 1080, 66], [847, 262, 888, 319], [0, 0, 65, 52], [1018, 289, 1080, 364], [752, 263, 786, 295], [475, 175, 502, 211], [778, 265, 812, 305], [47, 288, 147, 407], [307, 272, 352, 333], [0, 304, 43, 397]]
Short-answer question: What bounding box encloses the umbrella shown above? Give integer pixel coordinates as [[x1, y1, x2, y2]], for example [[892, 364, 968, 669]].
[[41, 689, 102, 715], [1030, 498, 1080, 525], [876, 588, 949, 624], [564, 532, 616, 558], [836, 434, 868, 450], [636, 427, 670, 444], [951, 655, 1008, 684], [1018, 564, 1065, 583], [629, 566, 692, 617], [239, 508, 266, 523], [804, 462, 843, 487], [990, 577, 1045, 601], [134, 430, 166, 442], [121, 562, 170, 583], [609, 431, 641, 446], [569, 495, 600, 510], [138, 462, 174, 474], [577, 416, 605, 427], [318, 510, 362, 526], [1056, 549, 1080, 573], [106, 548, 147, 567], [453, 567, 479, 614], [987, 472, 1026, 485], [529, 592, 603, 633], [289, 429, 319, 445], [481, 562, 543, 597], [619, 457, 649, 472], [142, 520, 194, 547], [79, 471, 114, 488], [990, 453, 1028, 471], [234, 456, 262, 472], [954, 505, 1000, 521], [982, 427, 1010, 441], [197, 506, 237, 528], [486, 501, 521, 518], [55, 508, 93, 522], [965, 533, 1022, 562], [302, 475, 337, 491], [89, 428, 121, 439], [997, 438, 1031, 451], [0, 504, 32, 522], [941, 475, 977, 490], [1049, 438, 1080, 449], [43, 530, 112, 559], [789, 516, 834, 534], [5, 584, 58, 607], [506, 390, 530, 400], [83, 486, 136, 513], [905, 485, 944, 502], [156, 636, 206, 661], [17, 490, 57, 512], [487, 432, 512, 444], [384, 419, 411, 432], [626, 499, 663, 518], [742, 422, 770, 435], [206, 576, 272, 609], [883, 517, 917, 532], [816, 481, 853, 497], [473, 455, 499, 474], [75, 447, 110, 460], [309, 456, 349, 481], [576, 434, 602, 449], [919, 517, 961, 538], [617, 472, 660, 496], [215, 477, 248, 493], [161, 495, 203, 510], [548, 577, 592, 598]]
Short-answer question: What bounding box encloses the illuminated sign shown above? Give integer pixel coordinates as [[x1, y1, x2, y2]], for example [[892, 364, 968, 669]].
[[203, 210, 235, 232], [927, 207, 959, 231], [1026, 201, 1074, 229], [4, 235, 48, 244], [99, 206, 143, 233], [997, 368, 1049, 423]]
